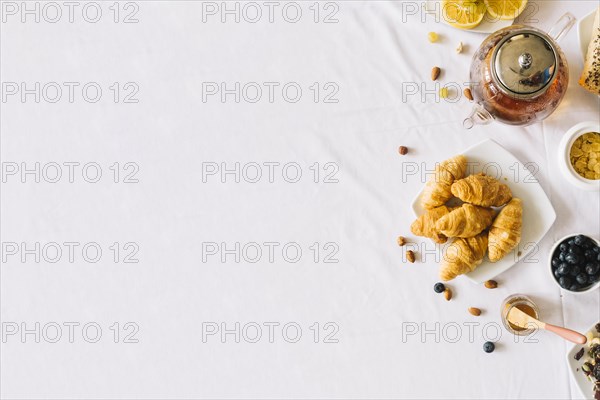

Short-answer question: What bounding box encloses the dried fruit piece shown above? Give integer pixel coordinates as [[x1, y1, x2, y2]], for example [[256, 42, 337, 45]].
[[468, 307, 482, 316], [398, 146, 408, 155], [428, 32, 439, 43], [397, 236, 406, 246], [406, 250, 416, 263], [444, 287, 452, 301], [456, 41, 463, 54], [484, 280, 498, 289], [439, 87, 449, 99], [463, 88, 474, 101], [575, 347, 585, 360], [431, 67, 441, 81]]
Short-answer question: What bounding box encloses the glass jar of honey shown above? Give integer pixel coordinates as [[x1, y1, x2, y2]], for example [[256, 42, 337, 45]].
[[500, 294, 540, 336]]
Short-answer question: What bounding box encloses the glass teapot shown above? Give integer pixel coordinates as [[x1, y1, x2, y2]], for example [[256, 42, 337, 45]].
[[464, 13, 576, 129]]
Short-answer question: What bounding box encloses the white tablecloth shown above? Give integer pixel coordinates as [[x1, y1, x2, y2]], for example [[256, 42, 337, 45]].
[[1, 1, 599, 398]]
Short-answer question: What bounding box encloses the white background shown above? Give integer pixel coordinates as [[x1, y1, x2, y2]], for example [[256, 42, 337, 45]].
[[1, 0, 599, 399]]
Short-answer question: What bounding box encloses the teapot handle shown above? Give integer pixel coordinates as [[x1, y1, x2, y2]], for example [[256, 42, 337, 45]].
[[547, 12, 576, 43]]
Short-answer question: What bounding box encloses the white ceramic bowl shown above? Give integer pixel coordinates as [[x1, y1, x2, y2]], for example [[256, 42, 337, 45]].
[[548, 233, 600, 295], [557, 121, 600, 191]]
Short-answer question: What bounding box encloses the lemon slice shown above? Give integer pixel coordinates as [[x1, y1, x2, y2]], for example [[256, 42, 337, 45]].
[[484, 0, 528, 20], [441, 0, 487, 30]]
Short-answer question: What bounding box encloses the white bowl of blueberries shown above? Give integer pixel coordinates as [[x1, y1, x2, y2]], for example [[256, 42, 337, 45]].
[[550, 234, 600, 294]]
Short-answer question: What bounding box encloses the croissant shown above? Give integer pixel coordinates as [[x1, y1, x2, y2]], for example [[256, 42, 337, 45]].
[[435, 204, 495, 238], [410, 205, 454, 244], [450, 173, 512, 207], [421, 155, 467, 209], [488, 198, 523, 262], [439, 233, 488, 281]]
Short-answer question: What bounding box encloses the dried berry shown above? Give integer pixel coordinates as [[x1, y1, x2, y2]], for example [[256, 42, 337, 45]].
[[406, 250, 416, 263], [463, 88, 474, 101], [397, 236, 406, 246], [398, 146, 408, 155], [468, 307, 482, 316], [431, 67, 441, 81], [444, 288, 452, 301], [575, 347, 585, 360], [484, 280, 498, 289]]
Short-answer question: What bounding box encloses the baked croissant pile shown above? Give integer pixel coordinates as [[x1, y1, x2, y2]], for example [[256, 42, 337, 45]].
[[410, 155, 523, 281]]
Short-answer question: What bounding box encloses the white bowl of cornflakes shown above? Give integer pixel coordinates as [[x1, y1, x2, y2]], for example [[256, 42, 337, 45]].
[[559, 122, 600, 191]]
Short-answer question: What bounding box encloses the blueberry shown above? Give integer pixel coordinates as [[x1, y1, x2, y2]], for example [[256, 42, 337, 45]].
[[434, 282, 445, 293], [554, 269, 562, 279], [569, 284, 581, 292], [483, 342, 495, 353], [559, 252, 566, 261], [566, 253, 581, 265], [593, 246, 600, 253], [557, 263, 570, 276], [575, 235, 586, 246], [568, 239, 576, 246], [586, 263, 600, 275], [552, 258, 560, 267], [560, 243, 569, 252], [559, 276, 572, 288], [576, 273, 589, 285], [585, 249, 596, 261], [570, 265, 582, 276], [583, 240, 593, 249], [570, 245, 583, 255], [591, 274, 600, 284], [597, 253, 600, 262]]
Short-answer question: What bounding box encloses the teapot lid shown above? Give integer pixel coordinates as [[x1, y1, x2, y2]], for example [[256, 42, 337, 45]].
[[492, 30, 558, 97]]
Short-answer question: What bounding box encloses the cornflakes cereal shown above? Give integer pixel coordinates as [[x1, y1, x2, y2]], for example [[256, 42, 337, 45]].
[[570, 132, 600, 180]]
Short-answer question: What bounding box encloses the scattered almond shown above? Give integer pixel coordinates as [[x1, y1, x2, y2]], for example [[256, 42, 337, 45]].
[[397, 236, 406, 246], [444, 288, 452, 301], [398, 146, 408, 155], [431, 66, 441, 81], [406, 250, 415, 263], [464, 88, 474, 101], [484, 280, 498, 289], [468, 307, 482, 316]]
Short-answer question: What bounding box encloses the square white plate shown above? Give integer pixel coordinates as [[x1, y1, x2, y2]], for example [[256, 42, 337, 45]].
[[567, 323, 599, 400], [411, 139, 556, 284], [425, 0, 514, 34], [578, 8, 598, 61]]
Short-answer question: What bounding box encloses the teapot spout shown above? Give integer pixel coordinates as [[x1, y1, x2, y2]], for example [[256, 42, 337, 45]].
[[547, 12, 576, 43], [463, 104, 494, 129]]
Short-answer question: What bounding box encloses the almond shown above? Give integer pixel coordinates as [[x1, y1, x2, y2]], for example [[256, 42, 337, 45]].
[[431, 67, 441, 81], [464, 88, 474, 101], [484, 280, 498, 289], [444, 288, 452, 301], [468, 307, 482, 316], [406, 250, 415, 263], [397, 236, 406, 246]]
